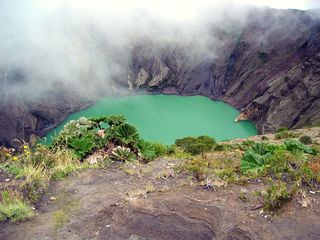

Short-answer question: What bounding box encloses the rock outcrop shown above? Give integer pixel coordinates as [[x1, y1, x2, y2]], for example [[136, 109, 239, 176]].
[[129, 8, 320, 133], [0, 91, 90, 146]]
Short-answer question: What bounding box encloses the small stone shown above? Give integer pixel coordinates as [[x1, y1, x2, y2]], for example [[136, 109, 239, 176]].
[[309, 191, 316, 195], [5, 178, 10, 182], [49, 197, 57, 201], [106, 225, 111, 228]]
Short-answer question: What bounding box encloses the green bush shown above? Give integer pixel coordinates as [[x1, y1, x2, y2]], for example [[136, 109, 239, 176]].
[[284, 139, 317, 155], [152, 142, 168, 157], [137, 140, 157, 162], [263, 182, 291, 211], [105, 115, 126, 128], [175, 136, 216, 155], [299, 135, 312, 145], [275, 129, 298, 139], [214, 144, 226, 151], [114, 123, 140, 146], [276, 127, 289, 133], [110, 146, 136, 162], [241, 150, 269, 174], [240, 142, 283, 174], [68, 136, 94, 158], [167, 145, 177, 155], [264, 149, 290, 174], [237, 140, 255, 151]]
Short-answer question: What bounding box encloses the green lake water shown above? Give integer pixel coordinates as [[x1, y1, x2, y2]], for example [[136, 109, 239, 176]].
[[45, 94, 257, 145]]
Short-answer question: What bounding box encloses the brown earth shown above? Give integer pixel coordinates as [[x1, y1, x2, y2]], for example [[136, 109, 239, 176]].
[[1, 154, 320, 240]]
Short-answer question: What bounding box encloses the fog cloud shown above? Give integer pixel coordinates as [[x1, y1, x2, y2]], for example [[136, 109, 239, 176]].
[[0, 0, 318, 100]]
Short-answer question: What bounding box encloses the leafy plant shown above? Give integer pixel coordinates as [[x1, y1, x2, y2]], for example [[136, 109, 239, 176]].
[[68, 136, 94, 158], [106, 115, 126, 128], [264, 149, 290, 175], [284, 139, 317, 155], [137, 140, 156, 162], [114, 123, 139, 146], [240, 142, 279, 174], [110, 146, 136, 162], [241, 151, 269, 174], [88, 116, 108, 128], [51, 117, 97, 148], [263, 182, 291, 211]]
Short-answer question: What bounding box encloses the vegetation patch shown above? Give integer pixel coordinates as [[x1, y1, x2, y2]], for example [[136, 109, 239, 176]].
[[0, 115, 173, 223], [275, 128, 299, 139], [0, 190, 34, 222], [263, 182, 292, 211], [175, 136, 216, 156]]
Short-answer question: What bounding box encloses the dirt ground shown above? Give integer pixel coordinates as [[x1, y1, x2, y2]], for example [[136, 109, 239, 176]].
[[1, 157, 320, 240]]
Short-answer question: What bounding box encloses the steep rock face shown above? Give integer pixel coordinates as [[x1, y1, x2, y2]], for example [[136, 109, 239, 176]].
[[0, 91, 90, 146], [129, 9, 320, 133]]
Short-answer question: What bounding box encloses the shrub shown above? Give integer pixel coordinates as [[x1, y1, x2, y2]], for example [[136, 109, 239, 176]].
[[0, 190, 34, 222], [152, 143, 168, 157], [214, 144, 226, 151], [17, 165, 49, 203], [167, 145, 177, 155], [284, 139, 317, 155], [275, 129, 298, 139], [137, 140, 156, 162], [263, 182, 291, 211], [110, 146, 136, 162], [264, 149, 290, 174], [240, 142, 282, 174], [237, 140, 255, 151], [241, 150, 269, 174], [114, 123, 140, 146], [276, 127, 289, 133], [175, 136, 216, 156], [105, 115, 126, 128], [51, 117, 97, 148], [68, 136, 94, 158], [299, 135, 312, 145]]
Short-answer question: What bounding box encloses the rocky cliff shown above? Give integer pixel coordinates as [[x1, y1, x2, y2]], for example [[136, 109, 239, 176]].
[[0, 90, 90, 146], [1, 7, 320, 145], [129, 8, 320, 133]]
